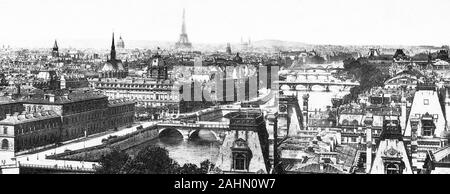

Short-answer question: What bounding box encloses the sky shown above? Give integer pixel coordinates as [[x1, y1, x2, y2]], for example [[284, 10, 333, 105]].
[[0, 0, 449, 48]]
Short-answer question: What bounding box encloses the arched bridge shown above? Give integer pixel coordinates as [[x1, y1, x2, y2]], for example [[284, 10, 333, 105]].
[[277, 71, 359, 92], [156, 121, 229, 142]]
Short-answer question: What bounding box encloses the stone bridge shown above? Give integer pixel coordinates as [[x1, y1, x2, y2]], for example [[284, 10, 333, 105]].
[[155, 121, 230, 141], [177, 90, 275, 121], [277, 72, 359, 92]]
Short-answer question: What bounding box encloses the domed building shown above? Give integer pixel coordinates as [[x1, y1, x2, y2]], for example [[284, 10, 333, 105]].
[[99, 33, 127, 78], [117, 35, 125, 49]]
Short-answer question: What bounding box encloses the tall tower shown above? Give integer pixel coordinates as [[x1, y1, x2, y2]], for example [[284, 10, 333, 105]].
[[52, 40, 59, 58], [175, 9, 192, 49]]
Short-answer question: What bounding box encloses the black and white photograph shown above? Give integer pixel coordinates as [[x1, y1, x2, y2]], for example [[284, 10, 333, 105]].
[[0, 0, 450, 185]]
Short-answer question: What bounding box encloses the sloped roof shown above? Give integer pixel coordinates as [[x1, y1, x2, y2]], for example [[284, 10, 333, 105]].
[[289, 163, 345, 174], [0, 110, 60, 125]]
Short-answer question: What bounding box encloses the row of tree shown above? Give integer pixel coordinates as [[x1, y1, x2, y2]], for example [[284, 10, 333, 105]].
[[95, 145, 214, 174]]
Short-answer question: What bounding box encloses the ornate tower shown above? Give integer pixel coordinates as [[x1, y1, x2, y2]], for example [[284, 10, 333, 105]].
[[175, 9, 192, 49], [148, 50, 168, 80]]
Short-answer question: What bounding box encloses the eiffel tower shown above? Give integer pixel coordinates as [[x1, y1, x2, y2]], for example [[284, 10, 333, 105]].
[[175, 9, 192, 49]]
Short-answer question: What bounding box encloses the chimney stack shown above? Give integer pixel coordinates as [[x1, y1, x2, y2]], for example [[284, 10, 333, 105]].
[[410, 117, 420, 155], [364, 113, 374, 174]]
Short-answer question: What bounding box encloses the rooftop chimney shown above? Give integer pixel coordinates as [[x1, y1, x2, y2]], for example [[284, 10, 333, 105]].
[[364, 114, 374, 174]]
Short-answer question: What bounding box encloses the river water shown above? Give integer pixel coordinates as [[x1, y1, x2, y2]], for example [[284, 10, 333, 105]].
[[125, 133, 221, 166]]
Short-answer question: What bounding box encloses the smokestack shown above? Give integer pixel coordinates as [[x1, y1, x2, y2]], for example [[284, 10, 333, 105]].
[[410, 117, 420, 155], [303, 94, 309, 130], [400, 96, 407, 132], [364, 114, 374, 174]]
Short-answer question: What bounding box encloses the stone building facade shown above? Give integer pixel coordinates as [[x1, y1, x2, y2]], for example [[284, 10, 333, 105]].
[[0, 90, 135, 153]]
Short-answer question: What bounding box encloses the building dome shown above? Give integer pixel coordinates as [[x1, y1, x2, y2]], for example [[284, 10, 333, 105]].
[[117, 36, 125, 49]]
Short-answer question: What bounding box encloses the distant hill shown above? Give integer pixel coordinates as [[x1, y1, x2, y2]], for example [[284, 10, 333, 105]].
[[251, 39, 310, 49], [1, 38, 445, 53]]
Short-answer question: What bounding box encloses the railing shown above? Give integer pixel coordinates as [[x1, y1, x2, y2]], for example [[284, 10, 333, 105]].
[[19, 163, 96, 172], [277, 81, 359, 85], [157, 121, 229, 129]]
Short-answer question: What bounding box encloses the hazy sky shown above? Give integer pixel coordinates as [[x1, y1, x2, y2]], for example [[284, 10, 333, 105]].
[[0, 0, 449, 47]]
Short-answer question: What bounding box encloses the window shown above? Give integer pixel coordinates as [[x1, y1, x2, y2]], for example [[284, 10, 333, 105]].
[[233, 153, 247, 170], [3, 127, 7, 135], [1, 139, 9, 150], [385, 163, 401, 174], [421, 116, 435, 136], [342, 119, 349, 126], [424, 99, 429, 105]]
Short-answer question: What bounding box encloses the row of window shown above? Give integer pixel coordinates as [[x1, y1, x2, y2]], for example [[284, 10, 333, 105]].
[[99, 83, 170, 89], [109, 93, 177, 101], [108, 105, 134, 115], [109, 116, 134, 128], [13, 120, 59, 135], [64, 112, 103, 125], [16, 134, 57, 151], [64, 100, 107, 114], [341, 119, 360, 126]]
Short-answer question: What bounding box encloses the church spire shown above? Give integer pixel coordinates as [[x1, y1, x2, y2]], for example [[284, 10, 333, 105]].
[[110, 32, 116, 60], [52, 39, 59, 57], [53, 40, 58, 50]]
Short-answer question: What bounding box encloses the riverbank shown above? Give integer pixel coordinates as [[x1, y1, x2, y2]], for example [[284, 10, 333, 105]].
[[48, 127, 160, 162]]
